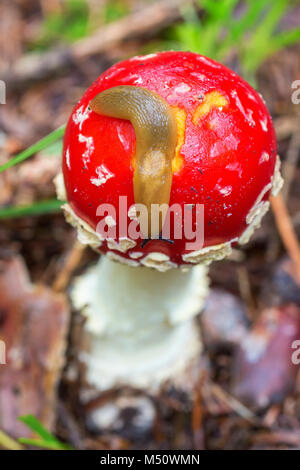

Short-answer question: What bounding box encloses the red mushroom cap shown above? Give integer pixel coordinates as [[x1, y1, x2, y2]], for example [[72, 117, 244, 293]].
[[62, 51, 280, 270]]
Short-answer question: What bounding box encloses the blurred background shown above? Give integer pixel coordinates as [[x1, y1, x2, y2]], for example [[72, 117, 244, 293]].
[[1, 0, 300, 451]]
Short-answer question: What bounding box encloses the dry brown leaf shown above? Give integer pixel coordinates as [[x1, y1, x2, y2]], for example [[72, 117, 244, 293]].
[[0, 255, 70, 438]]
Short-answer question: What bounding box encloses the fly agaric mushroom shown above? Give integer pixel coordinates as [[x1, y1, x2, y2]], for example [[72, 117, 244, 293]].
[[56, 51, 283, 391]]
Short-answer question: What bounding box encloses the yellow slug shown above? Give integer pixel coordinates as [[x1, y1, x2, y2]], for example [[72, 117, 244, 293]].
[[89, 85, 177, 238]]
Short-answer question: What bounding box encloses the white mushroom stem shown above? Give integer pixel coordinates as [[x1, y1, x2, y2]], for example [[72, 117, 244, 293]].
[[71, 257, 209, 392]]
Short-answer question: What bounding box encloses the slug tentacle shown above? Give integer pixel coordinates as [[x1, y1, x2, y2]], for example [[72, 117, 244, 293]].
[[89, 85, 177, 238]]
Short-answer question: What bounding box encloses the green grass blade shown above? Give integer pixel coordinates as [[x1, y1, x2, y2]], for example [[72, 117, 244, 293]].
[[165, 0, 300, 78], [19, 438, 73, 450], [18, 415, 73, 450], [248, 0, 291, 52], [197, 0, 240, 58], [201, 0, 239, 19], [229, 0, 270, 42], [272, 27, 300, 49], [0, 125, 66, 174], [19, 415, 59, 442], [0, 200, 63, 219], [241, 0, 294, 74]]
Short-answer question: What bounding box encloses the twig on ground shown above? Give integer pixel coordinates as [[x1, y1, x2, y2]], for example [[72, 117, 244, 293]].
[[210, 383, 257, 424], [2, 0, 186, 90], [266, 126, 300, 262], [52, 240, 86, 292], [262, 405, 281, 428], [282, 123, 300, 201], [251, 430, 300, 447], [192, 375, 205, 450], [271, 193, 300, 282]]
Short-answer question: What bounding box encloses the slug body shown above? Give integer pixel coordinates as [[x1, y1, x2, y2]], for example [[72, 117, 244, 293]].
[[89, 85, 177, 237]]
